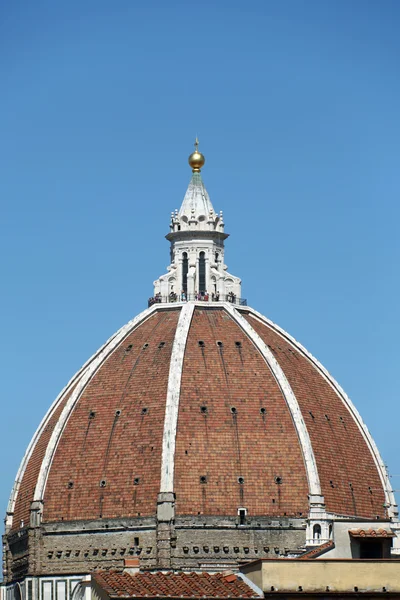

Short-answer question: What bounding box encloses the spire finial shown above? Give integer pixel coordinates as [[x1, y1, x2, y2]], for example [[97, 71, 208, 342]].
[[188, 138, 205, 172]]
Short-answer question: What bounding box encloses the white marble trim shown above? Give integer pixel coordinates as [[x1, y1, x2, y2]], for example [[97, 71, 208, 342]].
[[243, 306, 397, 518], [160, 302, 195, 492], [6, 327, 121, 528], [32, 303, 165, 507], [225, 303, 322, 497]]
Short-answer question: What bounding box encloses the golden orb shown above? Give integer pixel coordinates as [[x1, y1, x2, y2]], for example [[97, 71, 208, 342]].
[[188, 138, 205, 172]]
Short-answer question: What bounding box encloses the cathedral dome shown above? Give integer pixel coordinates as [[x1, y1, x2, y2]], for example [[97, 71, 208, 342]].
[[8, 302, 394, 529], [4, 143, 399, 581]]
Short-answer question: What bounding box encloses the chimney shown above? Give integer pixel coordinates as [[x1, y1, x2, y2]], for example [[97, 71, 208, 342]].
[[124, 557, 140, 575]]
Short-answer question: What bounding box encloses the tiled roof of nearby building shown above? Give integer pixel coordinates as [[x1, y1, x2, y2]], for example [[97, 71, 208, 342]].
[[349, 528, 395, 538], [93, 571, 260, 599], [297, 540, 335, 559]]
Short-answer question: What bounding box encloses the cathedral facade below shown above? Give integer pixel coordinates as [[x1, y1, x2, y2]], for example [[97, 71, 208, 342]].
[[2, 143, 399, 600]]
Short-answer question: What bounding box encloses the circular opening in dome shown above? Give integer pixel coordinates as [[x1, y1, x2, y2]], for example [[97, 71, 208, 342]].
[[231, 406, 237, 414], [198, 340, 205, 347], [275, 476, 283, 485], [260, 407, 267, 415], [125, 344, 133, 352], [200, 476, 207, 484], [235, 341, 242, 348], [68, 481, 74, 489], [158, 341, 165, 348], [216, 340, 223, 348], [238, 476, 244, 484], [115, 410, 121, 417], [100, 480, 106, 488], [200, 406, 208, 414], [89, 410, 96, 419], [143, 343, 149, 349], [141, 407, 148, 415], [133, 477, 140, 485], [181, 215, 188, 223]]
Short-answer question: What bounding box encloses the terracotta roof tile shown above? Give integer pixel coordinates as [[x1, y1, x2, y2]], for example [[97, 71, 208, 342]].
[[349, 528, 395, 538], [297, 540, 335, 559], [93, 571, 260, 599]]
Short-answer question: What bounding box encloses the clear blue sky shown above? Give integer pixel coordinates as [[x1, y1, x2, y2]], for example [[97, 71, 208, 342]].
[[1, 0, 400, 527]]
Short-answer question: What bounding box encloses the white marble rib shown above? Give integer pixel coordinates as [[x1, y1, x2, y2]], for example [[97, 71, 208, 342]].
[[32, 303, 163, 509], [6, 326, 121, 528], [160, 302, 195, 492], [244, 306, 397, 518], [225, 303, 322, 498]]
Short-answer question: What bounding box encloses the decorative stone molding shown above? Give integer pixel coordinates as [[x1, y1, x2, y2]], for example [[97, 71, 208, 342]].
[[154, 172, 241, 300]]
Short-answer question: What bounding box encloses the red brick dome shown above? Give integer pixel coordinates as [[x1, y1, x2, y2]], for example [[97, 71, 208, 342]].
[[8, 301, 395, 532], [5, 148, 399, 578]]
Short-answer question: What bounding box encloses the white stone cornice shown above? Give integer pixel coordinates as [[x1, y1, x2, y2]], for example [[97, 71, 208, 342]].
[[224, 303, 322, 498], [243, 306, 398, 520], [31, 303, 166, 510], [160, 302, 195, 493]]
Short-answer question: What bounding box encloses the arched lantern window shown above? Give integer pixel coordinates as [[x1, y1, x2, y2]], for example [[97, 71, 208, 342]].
[[182, 252, 188, 293], [313, 524, 322, 540], [199, 252, 206, 293]]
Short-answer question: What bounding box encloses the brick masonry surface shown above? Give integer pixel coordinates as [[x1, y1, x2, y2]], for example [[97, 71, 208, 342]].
[[12, 382, 79, 531], [174, 307, 309, 517], [43, 309, 180, 521], [245, 313, 386, 519], [7, 303, 391, 583]]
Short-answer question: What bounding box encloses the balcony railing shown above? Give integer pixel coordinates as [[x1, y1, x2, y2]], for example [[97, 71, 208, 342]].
[[148, 293, 247, 308]]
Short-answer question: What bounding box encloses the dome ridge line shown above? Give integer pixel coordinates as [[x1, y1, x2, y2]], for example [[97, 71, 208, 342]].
[[224, 303, 322, 499], [244, 306, 398, 521], [160, 302, 195, 493], [5, 369, 87, 531], [6, 321, 126, 531], [30, 303, 165, 521]]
